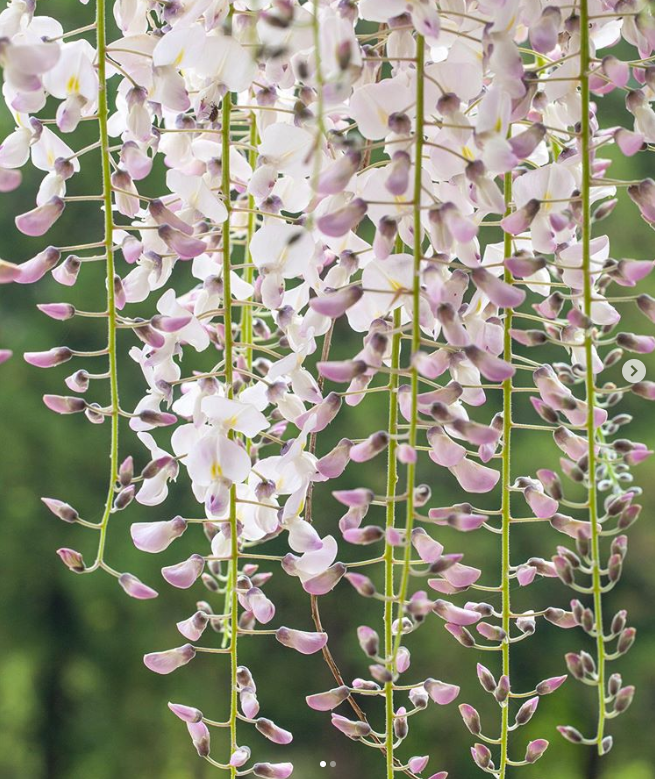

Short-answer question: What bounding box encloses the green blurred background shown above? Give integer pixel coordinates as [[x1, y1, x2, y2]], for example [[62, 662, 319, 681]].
[[1, 8, 654, 778]]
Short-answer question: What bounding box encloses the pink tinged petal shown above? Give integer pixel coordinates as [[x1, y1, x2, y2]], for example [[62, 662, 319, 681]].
[[168, 702, 203, 723], [530, 6, 561, 53], [143, 643, 196, 674], [161, 554, 204, 588], [24, 347, 73, 369], [318, 359, 367, 383], [424, 678, 460, 705], [9, 246, 59, 284], [275, 627, 328, 655], [385, 151, 411, 195], [516, 565, 537, 586], [248, 587, 276, 624], [509, 124, 546, 159], [449, 458, 500, 493], [500, 199, 540, 235], [525, 739, 549, 763], [302, 563, 347, 595], [397, 646, 411, 674], [344, 572, 376, 597], [306, 686, 350, 711], [427, 427, 466, 467], [0, 167, 21, 192], [118, 573, 158, 600], [536, 675, 567, 695], [158, 225, 207, 259], [525, 486, 558, 518], [44, 394, 85, 414], [331, 714, 371, 739], [317, 198, 367, 237], [397, 444, 417, 464], [343, 526, 384, 545], [411, 528, 443, 564], [37, 303, 75, 320], [15, 197, 65, 236], [57, 547, 86, 572], [253, 763, 294, 779], [317, 439, 353, 479], [177, 610, 209, 641], [309, 285, 364, 318], [617, 258, 654, 285], [464, 345, 515, 382], [255, 718, 293, 745], [505, 253, 547, 279], [408, 756, 429, 774], [472, 268, 526, 308], [433, 600, 482, 626], [617, 332, 655, 353], [442, 562, 481, 588], [333, 488, 373, 508], [43, 498, 78, 524], [229, 747, 252, 768], [616, 128, 644, 156], [52, 256, 81, 286], [603, 56, 630, 88], [317, 151, 360, 195], [350, 431, 389, 462], [187, 720, 210, 757]]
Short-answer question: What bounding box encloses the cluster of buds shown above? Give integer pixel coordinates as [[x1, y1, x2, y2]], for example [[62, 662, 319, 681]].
[[1, 0, 653, 775]]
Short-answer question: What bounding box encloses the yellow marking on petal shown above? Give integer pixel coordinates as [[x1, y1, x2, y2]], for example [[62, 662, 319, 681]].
[[462, 146, 475, 161], [211, 461, 222, 480], [67, 75, 80, 95], [174, 49, 185, 67]]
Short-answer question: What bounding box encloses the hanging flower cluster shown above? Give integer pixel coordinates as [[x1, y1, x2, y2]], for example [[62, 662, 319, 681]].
[[1, 0, 653, 775]]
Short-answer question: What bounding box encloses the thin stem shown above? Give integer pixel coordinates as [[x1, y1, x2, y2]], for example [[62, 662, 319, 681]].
[[580, 0, 606, 753], [498, 170, 513, 779], [222, 88, 239, 776], [391, 34, 425, 665], [384, 307, 402, 779], [93, 0, 119, 573]]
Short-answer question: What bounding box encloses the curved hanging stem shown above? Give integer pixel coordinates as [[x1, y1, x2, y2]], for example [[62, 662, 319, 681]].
[[92, 0, 120, 573], [579, 0, 606, 752]]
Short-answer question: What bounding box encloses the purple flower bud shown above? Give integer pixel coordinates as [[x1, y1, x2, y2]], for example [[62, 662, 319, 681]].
[[42, 497, 79, 523], [471, 267, 526, 308], [275, 627, 327, 655], [118, 573, 159, 600], [385, 151, 411, 195], [158, 225, 207, 259], [616, 332, 655, 353], [130, 516, 187, 553], [344, 572, 376, 597], [411, 528, 443, 564], [557, 725, 584, 743], [349, 431, 389, 463], [253, 763, 294, 779], [317, 198, 367, 237], [143, 644, 196, 674], [52, 255, 81, 286], [56, 547, 86, 572], [309, 285, 363, 318], [302, 563, 346, 595], [501, 199, 540, 235], [66, 370, 89, 393], [525, 739, 549, 763], [343, 525, 384, 544], [168, 702, 203, 723], [24, 347, 73, 368], [331, 714, 371, 739], [177, 610, 209, 641], [333, 488, 374, 508], [37, 303, 76, 320], [44, 394, 86, 414], [463, 345, 515, 382], [138, 409, 177, 427], [424, 679, 460, 705], [617, 627, 636, 655], [536, 675, 567, 695], [614, 685, 635, 713], [229, 746, 251, 768], [459, 703, 481, 734], [445, 624, 475, 647], [114, 485, 135, 510], [433, 600, 482, 626], [471, 743, 492, 769], [15, 197, 65, 236], [515, 696, 539, 726], [317, 438, 353, 478], [495, 675, 510, 703], [357, 625, 379, 657], [161, 554, 204, 589], [187, 720, 210, 757], [394, 706, 408, 740], [306, 686, 350, 711], [255, 718, 293, 744]]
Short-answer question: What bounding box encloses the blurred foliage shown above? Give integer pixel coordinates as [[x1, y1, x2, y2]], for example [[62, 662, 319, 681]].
[[1, 8, 655, 778]]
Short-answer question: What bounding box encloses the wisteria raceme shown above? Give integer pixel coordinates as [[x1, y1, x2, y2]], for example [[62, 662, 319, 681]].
[[0, 0, 653, 774]]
